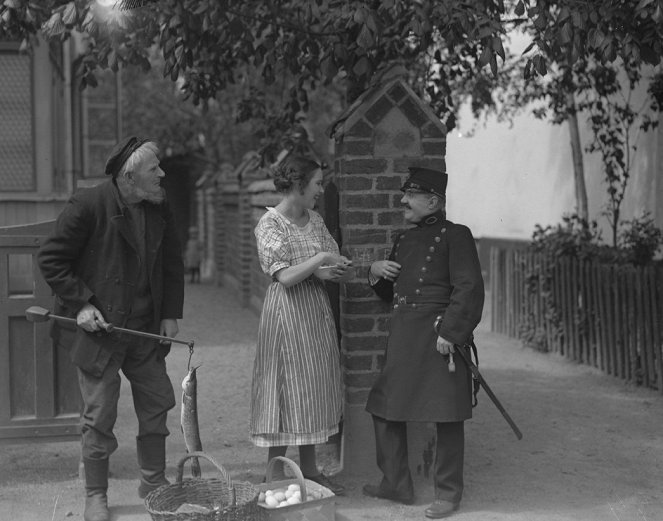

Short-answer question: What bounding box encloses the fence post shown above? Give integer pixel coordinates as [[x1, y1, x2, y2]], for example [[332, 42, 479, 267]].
[[655, 265, 663, 394], [641, 266, 655, 387]]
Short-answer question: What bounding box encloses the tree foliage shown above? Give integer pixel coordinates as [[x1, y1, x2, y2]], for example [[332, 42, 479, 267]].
[[0, 0, 506, 139], [1, 0, 662, 163], [456, 1, 663, 237], [515, 0, 663, 75]]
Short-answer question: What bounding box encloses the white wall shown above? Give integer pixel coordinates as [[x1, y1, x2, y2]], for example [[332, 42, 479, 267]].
[[445, 90, 662, 242]]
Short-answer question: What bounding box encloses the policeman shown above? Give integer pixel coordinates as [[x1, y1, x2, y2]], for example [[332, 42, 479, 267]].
[[362, 166, 485, 519]]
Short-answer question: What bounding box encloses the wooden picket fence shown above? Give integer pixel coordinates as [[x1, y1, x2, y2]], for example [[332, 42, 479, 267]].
[[490, 246, 663, 393]]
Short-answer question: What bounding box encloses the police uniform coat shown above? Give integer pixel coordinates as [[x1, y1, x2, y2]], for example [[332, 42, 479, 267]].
[[365, 210, 484, 422], [38, 179, 184, 378]]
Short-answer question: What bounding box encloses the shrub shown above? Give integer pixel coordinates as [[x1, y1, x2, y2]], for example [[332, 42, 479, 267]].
[[519, 212, 663, 353], [618, 213, 663, 266], [529, 213, 603, 260], [529, 212, 663, 266]]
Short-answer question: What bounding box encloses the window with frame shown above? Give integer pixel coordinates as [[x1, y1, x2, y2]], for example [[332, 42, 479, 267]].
[[0, 42, 35, 191]]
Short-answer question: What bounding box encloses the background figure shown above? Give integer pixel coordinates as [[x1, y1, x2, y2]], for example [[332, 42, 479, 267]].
[[38, 137, 184, 521], [250, 155, 352, 495], [362, 167, 484, 519], [184, 226, 204, 283]]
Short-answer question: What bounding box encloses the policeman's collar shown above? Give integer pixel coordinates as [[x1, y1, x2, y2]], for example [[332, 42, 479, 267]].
[[416, 209, 446, 227]]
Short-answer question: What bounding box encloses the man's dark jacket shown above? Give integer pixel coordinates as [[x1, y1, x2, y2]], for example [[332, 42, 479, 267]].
[[38, 179, 184, 377]]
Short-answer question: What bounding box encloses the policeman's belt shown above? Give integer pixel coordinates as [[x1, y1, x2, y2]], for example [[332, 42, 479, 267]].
[[392, 295, 450, 307]]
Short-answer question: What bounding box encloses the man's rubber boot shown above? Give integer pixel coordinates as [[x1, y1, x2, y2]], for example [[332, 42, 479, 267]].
[[137, 434, 170, 499], [83, 458, 110, 521]]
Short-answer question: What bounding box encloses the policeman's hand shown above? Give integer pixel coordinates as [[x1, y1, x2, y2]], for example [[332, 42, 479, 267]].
[[436, 337, 455, 356], [76, 303, 109, 332], [370, 260, 401, 281]]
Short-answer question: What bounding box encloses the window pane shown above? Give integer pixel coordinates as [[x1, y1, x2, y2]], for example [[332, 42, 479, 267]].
[[0, 53, 35, 191], [8, 253, 34, 295]]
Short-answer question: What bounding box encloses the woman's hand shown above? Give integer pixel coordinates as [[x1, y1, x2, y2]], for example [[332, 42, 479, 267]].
[[322, 253, 349, 267], [277, 252, 350, 287], [315, 255, 353, 281], [369, 260, 401, 282], [329, 258, 354, 282]]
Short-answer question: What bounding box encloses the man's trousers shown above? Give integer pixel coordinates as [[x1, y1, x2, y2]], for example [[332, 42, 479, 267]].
[[372, 415, 465, 503], [77, 326, 176, 460]]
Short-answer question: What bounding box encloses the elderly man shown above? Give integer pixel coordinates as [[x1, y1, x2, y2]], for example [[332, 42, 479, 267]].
[[38, 137, 184, 521], [362, 167, 485, 519]]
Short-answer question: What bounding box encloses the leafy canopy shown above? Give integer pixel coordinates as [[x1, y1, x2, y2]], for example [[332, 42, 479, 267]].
[[1, 0, 662, 148]]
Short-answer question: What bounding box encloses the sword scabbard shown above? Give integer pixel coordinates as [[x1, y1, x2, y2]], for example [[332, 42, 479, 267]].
[[454, 346, 523, 440]]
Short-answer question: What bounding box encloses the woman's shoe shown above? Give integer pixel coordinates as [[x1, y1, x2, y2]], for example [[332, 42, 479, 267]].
[[304, 473, 346, 496]]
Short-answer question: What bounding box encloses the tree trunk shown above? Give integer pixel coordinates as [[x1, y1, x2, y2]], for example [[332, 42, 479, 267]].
[[566, 93, 589, 222], [611, 206, 620, 247]]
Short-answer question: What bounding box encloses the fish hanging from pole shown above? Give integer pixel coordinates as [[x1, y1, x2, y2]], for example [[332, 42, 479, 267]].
[[181, 365, 203, 477]]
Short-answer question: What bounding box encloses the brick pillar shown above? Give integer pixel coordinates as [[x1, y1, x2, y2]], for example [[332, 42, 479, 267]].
[[337, 144, 399, 475], [333, 75, 447, 476]]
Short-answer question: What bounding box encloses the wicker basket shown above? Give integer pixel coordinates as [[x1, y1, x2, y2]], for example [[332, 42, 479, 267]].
[[144, 451, 261, 521], [256, 456, 335, 521]]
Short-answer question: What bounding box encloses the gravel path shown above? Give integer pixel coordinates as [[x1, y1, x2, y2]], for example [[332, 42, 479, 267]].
[[1, 281, 662, 521]]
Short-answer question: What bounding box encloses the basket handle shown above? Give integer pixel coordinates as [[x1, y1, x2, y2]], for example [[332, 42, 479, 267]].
[[175, 451, 233, 491], [265, 456, 308, 502]]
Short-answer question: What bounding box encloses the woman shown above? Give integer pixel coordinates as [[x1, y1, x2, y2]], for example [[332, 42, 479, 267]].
[[251, 155, 351, 495]]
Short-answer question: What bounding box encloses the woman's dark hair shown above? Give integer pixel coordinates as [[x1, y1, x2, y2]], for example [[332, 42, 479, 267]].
[[272, 155, 321, 194]]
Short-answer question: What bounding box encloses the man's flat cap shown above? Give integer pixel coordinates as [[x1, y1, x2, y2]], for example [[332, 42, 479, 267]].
[[104, 136, 150, 177]]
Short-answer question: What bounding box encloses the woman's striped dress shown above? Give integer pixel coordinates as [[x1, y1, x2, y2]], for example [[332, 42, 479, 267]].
[[250, 208, 343, 447]]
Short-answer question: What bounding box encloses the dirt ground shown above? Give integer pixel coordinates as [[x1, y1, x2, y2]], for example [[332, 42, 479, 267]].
[[1, 281, 663, 521]]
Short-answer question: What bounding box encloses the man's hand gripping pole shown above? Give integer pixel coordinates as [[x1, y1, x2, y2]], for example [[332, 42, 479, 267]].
[[25, 306, 194, 349]]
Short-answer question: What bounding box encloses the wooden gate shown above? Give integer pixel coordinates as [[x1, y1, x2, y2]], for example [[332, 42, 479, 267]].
[[0, 221, 81, 442]]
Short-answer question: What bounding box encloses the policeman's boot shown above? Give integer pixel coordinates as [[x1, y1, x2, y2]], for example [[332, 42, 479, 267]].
[[137, 434, 170, 499], [83, 457, 110, 521]]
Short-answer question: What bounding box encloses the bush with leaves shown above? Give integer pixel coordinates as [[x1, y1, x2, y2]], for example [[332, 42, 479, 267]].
[[530, 213, 604, 261], [519, 212, 663, 352], [618, 212, 663, 266]]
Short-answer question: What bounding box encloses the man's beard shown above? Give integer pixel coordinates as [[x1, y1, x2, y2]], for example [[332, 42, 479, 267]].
[[135, 185, 166, 204]]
